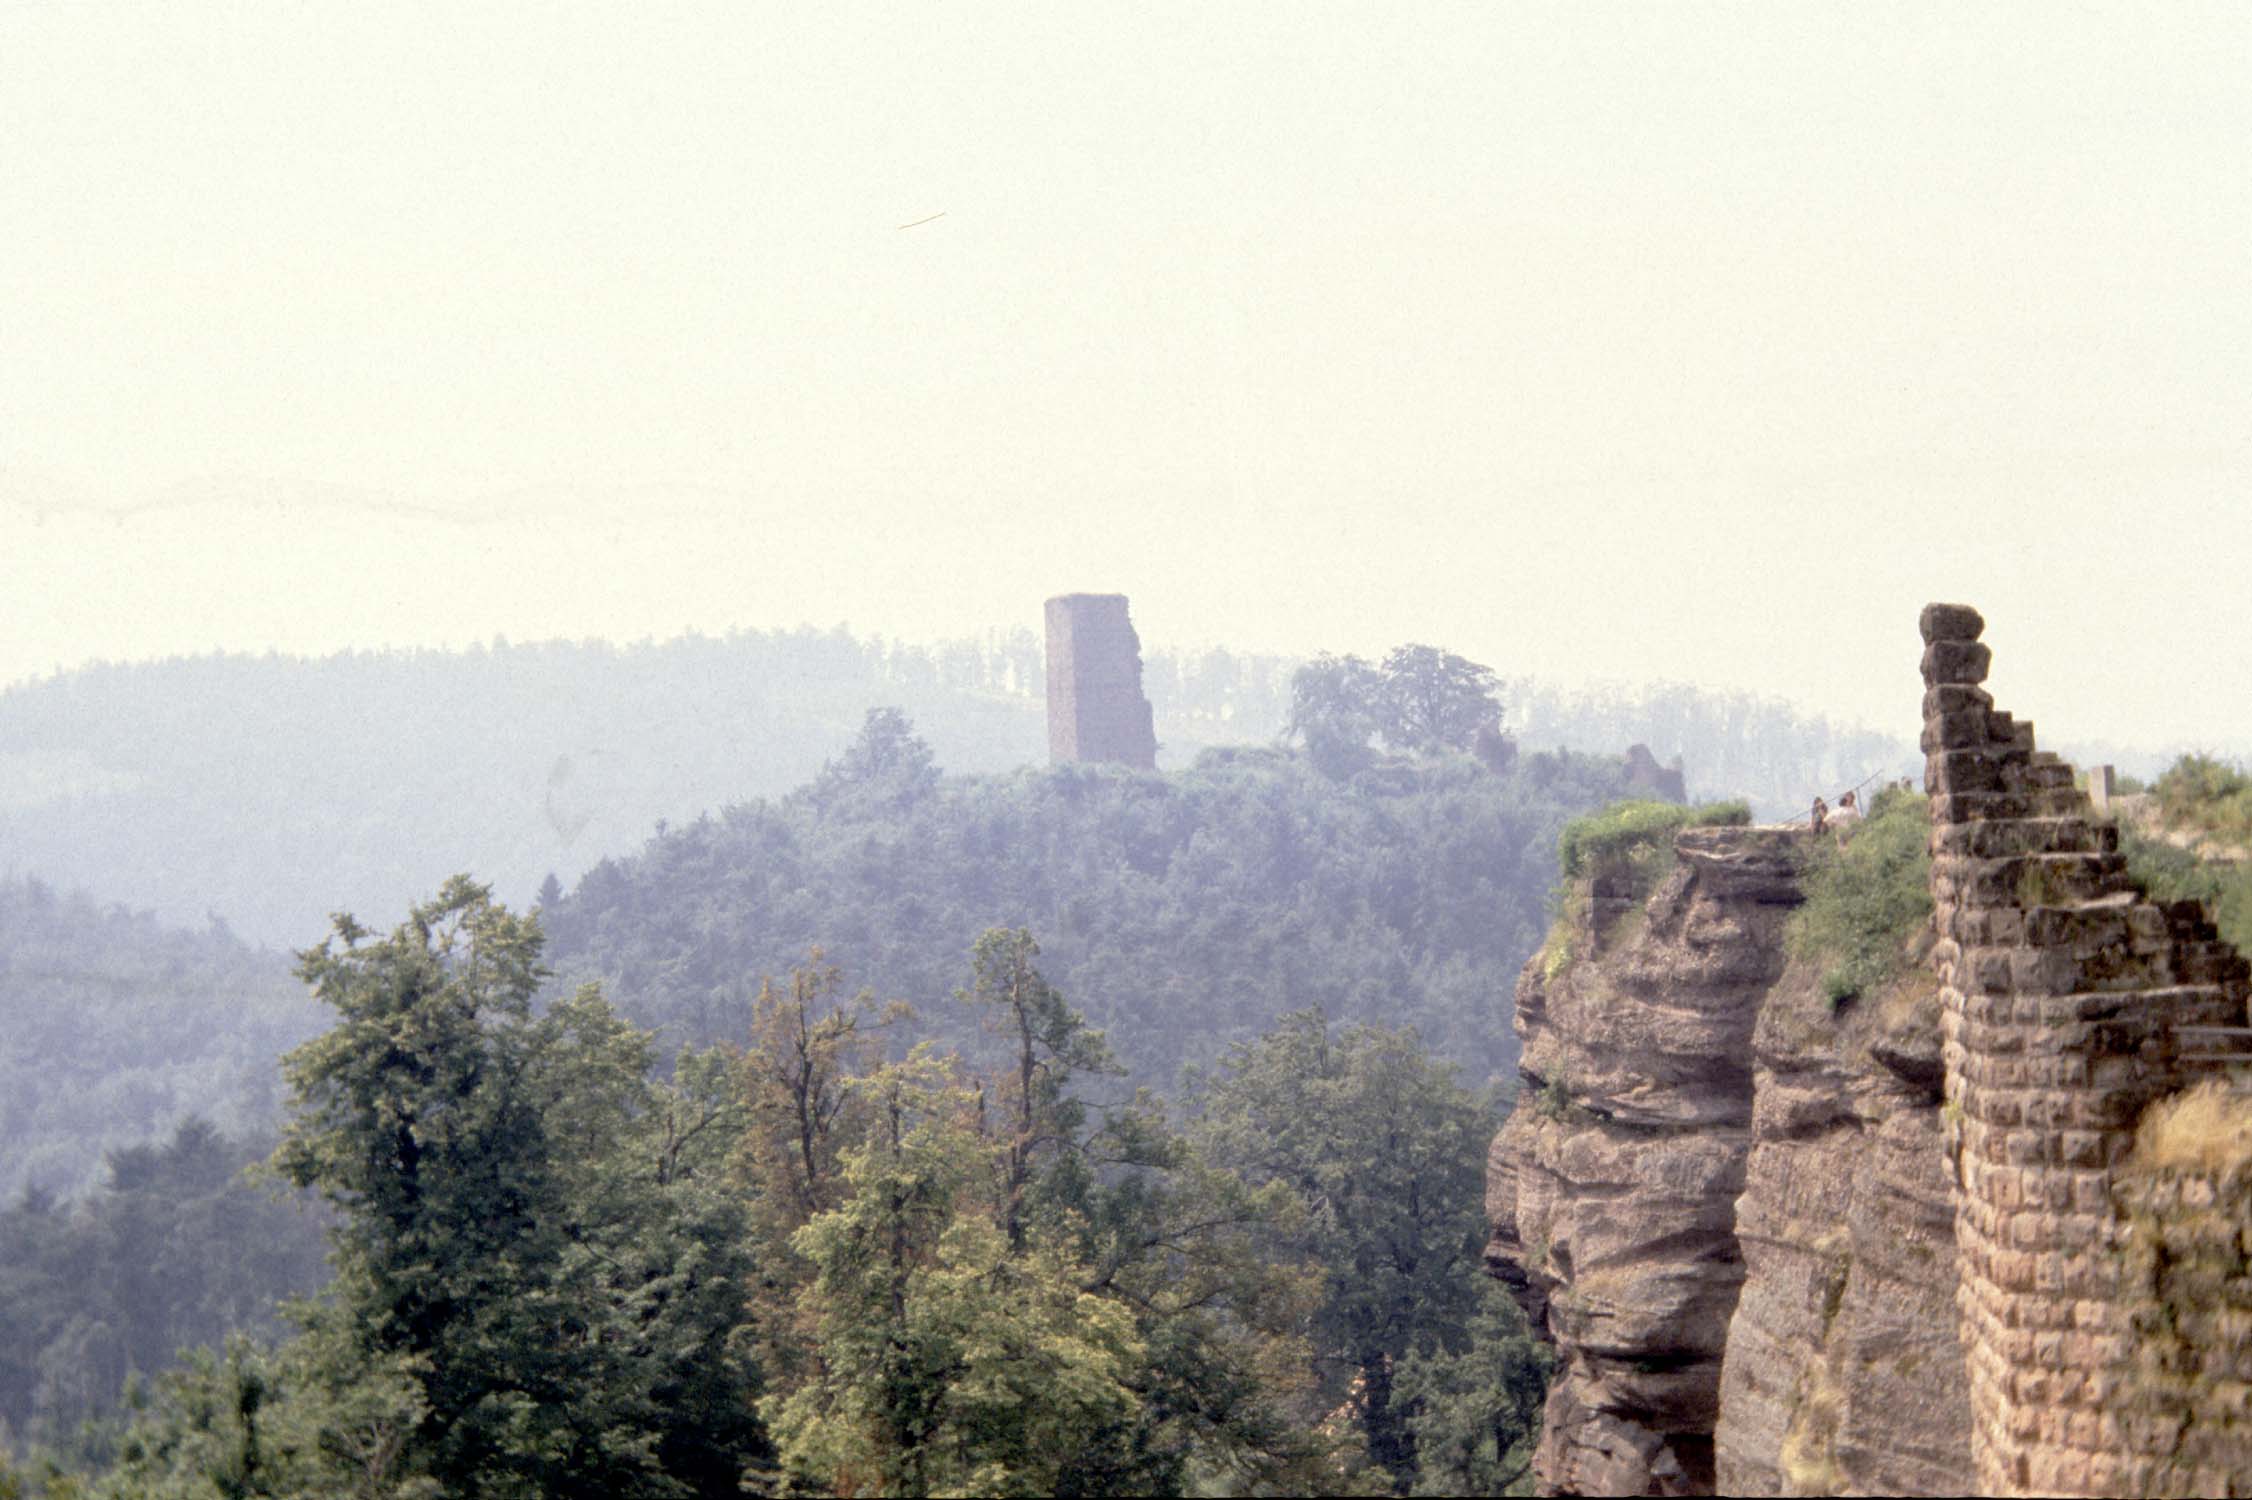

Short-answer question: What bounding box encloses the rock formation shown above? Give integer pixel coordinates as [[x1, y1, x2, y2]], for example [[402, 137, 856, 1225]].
[[1043, 594, 1157, 769], [1487, 605, 2252, 1497], [1488, 824, 1969, 1495], [1713, 946, 1969, 1495], [1488, 825, 1800, 1494]]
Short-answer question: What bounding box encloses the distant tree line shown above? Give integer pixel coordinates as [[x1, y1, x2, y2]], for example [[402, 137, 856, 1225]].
[[0, 1122, 328, 1460], [0, 880, 315, 1202], [3, 624, 1938, 946], [1286, 645, 1512, 778]]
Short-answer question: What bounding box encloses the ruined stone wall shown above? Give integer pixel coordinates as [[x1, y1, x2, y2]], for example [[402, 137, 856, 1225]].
[[1484, 604, 2252, 1495], [2111, 1148, 2252, 1497], [1623, 743, 1688, 803], [1921, 602, 2252, 1496], [1043, 593, 1157, 769]]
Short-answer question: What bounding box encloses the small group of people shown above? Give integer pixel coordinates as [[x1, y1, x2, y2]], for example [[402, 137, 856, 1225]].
[[1809, 788, 1863, 835]]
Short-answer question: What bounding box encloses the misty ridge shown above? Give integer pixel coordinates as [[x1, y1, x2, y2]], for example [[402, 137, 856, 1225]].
[[0, 620, 1937, 949], [2, 613, 2227, 1495]]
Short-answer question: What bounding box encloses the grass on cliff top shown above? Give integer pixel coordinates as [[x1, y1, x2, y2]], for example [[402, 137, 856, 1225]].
[[1787, 785, 1933, 1010], [1554, 798, 1752, 880], [1540, 799, 1752, 978], [2133, 1080, 2252, 1174], [2119, 831, 2252, 955], [2118, 751, 2252, 955]]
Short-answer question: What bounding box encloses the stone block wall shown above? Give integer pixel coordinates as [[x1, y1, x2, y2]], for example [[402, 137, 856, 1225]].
[[2111, 1158, 2252, 1498], [1044, 593, 1157, 769], [1623, 743, 1688, 803], [1920, 603, 2252, 1496]]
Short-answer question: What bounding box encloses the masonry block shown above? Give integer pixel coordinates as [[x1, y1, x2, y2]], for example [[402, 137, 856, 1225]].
[[1044, 593, 1158, 769], [1921, 602, 1987, 643]]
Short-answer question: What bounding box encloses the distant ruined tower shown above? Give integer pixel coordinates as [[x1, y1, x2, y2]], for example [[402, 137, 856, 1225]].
[[1044, 593, 1157, 769]]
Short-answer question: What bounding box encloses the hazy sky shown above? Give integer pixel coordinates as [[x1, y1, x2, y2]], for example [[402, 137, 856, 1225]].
[[5, 4, 2249, 750]]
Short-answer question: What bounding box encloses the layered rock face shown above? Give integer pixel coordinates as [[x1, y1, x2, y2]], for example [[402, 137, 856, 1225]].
[[1043, 593, 1158, 769], [1714, 957, 1970, 1495], [1489, 824, 1971, 1496], [1487, 826, 1801, 1494]]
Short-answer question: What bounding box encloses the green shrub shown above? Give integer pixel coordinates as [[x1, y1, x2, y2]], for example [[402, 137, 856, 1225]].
[[2123, 751, 2252, 953], [1787, 786, 1933, 1010], [2152, 753, 2252, 850], [2121, 826, 2252, 955], [1547, 801, 1752, 961], [1533, 1073, 1572, 1121], [1536, 920, 1573, 982], [1555, 799, 1751, 880]]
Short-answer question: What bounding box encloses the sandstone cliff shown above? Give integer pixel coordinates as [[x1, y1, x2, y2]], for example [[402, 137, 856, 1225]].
[[1714, 953, 1969, 1495], [1487, 818, 1971, 1495], [1487, 824, 1793, 1493]]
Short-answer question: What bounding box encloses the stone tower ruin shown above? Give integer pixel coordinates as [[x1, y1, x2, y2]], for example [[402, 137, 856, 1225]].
[[1044, 593, 1157, 769]]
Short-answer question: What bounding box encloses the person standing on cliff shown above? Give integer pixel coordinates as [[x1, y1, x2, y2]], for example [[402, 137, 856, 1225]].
[[1810, 795, 1829, 832], [1830, 788, 1864, 842]]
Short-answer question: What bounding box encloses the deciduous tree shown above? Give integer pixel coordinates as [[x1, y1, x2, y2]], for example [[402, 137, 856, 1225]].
[[1189, 1011, 1503, 1493]]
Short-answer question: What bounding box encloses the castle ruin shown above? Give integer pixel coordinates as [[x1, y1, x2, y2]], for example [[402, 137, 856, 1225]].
[[1484, 605, 2252, 1497], [1044, 593, 1158, 770], [1923, 602, 2252, 1497]]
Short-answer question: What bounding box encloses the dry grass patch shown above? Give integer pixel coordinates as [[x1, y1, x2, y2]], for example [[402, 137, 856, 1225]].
[[2133, 1080, 2252, 1174], [1779, 1364, 1847, 1494]]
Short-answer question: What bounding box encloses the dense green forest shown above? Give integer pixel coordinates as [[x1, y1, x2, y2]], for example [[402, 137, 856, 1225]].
[[0, 624, 1936, 946], [3, 885, 1545, 1497], [0, 632, 1995, 1496], [0, 1123, 330, 1460], [3, 688, 1634, 1207], [0, 649, 1604, 1494], [542, 718, 1637, 1092], [0, 881, 313, 1201]]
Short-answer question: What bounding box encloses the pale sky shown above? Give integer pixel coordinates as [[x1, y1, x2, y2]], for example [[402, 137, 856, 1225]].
[[5, 3, 2249, 751]]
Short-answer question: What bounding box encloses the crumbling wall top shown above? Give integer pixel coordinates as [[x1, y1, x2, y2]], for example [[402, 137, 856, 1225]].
[[1920, 601, 2252, 1497]]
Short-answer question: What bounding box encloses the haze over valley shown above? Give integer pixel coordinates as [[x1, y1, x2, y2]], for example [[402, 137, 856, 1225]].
[[8, 5, 2252, 1495]]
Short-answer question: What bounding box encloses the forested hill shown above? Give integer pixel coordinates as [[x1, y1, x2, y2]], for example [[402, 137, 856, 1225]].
[[2, 623, 1925, 948], [0, 629, 1283, 946], [542, 729, 1645, 1089], [0, 879, 314, 1200]]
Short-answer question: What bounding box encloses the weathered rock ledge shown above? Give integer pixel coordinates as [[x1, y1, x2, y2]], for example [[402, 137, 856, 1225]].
[[1493, 604, 2252, 1496], [1487, 825, 1802, 1494]]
